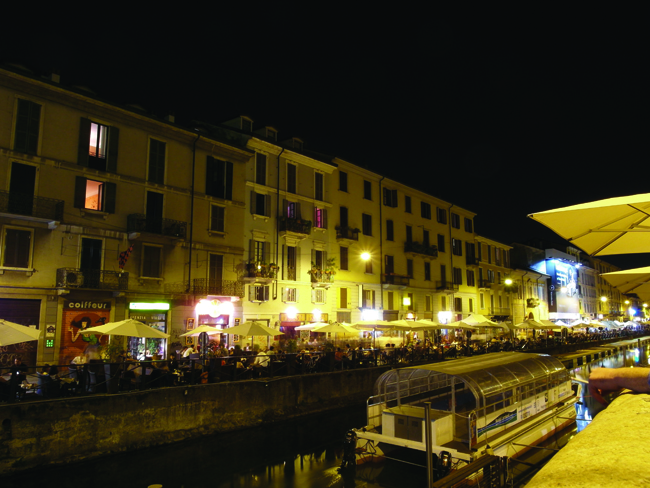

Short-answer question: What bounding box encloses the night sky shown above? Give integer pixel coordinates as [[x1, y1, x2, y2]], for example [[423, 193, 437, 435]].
[[3, 20, 648, 268]]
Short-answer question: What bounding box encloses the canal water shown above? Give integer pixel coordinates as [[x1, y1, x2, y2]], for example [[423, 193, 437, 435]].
[[2, 347, 647, 488]]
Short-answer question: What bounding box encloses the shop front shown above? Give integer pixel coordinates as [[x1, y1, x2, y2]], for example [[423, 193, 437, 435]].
[[60, 298, 111, 365], [279, 311, 329, 342], [0, 297, 42, 367], [128, 301, 169, 360], [191, 298, 235, 352]]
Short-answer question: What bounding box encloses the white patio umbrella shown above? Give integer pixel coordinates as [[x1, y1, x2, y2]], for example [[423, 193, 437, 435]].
[[79, 319, 170, 339], [179, 325, 222, 337], [221, 321, 283, 337], [0, 319, 41, 346], [601, 266, 650, 301], [294, 322, 330, 331], [528, 193, 650, 256]]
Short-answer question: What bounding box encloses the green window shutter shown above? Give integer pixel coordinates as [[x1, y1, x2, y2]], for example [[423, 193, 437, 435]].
[[78, 118, 92, 167], [104, 182, 117, 214], [106, 126, 119, 173], [74, 176, 87, 208]]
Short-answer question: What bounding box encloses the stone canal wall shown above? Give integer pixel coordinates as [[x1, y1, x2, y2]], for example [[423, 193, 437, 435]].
[[0, 366, 390, 475]]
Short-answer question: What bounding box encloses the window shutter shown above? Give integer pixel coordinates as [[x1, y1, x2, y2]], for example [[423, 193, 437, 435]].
[[265, 194, 271, 217], [106, 126, 119, 173], [104, 182, 117, 214], [206, 156, 217, 196], [78, 118, 91, 167], [250, 191, 256, 214], [74, 176, 87, 209], [249, 285, 254, 302], [323, 208, 328, 228], [296, 202, 301, 219], [264, 286, 270, 301], [282, 287, 287, 301], [225, 161, 233, 200]]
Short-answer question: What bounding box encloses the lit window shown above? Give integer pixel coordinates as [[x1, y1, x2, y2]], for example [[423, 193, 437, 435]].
[[89, 122, 107, 159], [74, 177, 116, 213], [315, 207, 327, 229]]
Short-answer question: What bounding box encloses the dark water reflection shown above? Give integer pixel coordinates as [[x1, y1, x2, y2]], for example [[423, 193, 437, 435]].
[[3, 347, 647, 488]]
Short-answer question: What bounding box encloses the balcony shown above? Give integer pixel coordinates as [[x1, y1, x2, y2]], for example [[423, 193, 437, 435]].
[[243, 262, 278, 284], [163, 279, 245, 297], [383, 273, 410, 289], [57, 268, 128, 290], [479, 279, 493, 289], [437, 280, 459, 292], [279, 217, 312, 242], [404, 241, 438, 259], [336, 226, 359, 244], [127, 214, 187, 239], [0, 190, 63, 227], [466, 256, 480, 267], [308, 269, 335, 288]]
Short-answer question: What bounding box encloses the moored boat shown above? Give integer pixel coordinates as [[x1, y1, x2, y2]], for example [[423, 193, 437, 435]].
[[353, 352, 577, 465]]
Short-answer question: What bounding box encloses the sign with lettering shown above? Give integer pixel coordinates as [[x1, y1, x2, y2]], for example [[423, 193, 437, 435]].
[[64, 300, 112, 310]]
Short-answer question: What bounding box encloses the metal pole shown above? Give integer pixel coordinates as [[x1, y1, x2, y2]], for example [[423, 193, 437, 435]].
[[425, 402, 433, 487]]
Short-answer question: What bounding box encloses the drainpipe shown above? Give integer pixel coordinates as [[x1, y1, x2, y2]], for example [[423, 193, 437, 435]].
[[448, 204, 454, 318], [275, 148, 285, 271], [378, 176, 385, 313], [186, 132, 201, 293]]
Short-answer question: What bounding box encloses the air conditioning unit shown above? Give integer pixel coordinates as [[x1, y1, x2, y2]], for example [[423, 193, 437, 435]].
[[62, 270, 84, 288]]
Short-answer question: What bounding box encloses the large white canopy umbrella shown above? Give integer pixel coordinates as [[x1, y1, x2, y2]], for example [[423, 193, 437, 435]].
[[80, 319, 169, 338], [528, 193, 650, 256], [601, 266, 650, 301], [0, 319, 41, 346], [295, 322, 330, 331], [312, 322, 358, 335], [221, 321, 283, 337]]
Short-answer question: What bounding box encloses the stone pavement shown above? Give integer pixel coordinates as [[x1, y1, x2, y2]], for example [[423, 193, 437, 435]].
[[526, 391, 650, 487]]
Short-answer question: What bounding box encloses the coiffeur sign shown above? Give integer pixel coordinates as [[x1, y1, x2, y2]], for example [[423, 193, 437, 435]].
[[60, 300, 112, 364]]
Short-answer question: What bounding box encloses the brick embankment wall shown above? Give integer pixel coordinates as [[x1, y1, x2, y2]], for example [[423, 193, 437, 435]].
[[526, 391, 650, 487], [0, 367, 389, 475]]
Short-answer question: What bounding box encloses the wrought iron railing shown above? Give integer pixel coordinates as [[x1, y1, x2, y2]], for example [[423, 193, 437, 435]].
[[404, 241, 438, 258], [336, 226, 359, 241], [163, 280, 245, 297], [437, 280, 459, 292], [0, 190, 64, 221], [309, 270, 335, 283], [382, 274, 410, 286], [127, 214, 187, 239], [56, 268, 129, 290], [279, 217, 312, 235]]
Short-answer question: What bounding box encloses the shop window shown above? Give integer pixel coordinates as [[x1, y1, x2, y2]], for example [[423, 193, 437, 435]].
[[74, 176, 117, 213]]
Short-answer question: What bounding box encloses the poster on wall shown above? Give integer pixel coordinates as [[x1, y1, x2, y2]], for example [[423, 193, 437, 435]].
[[60, 301, 111, 365]]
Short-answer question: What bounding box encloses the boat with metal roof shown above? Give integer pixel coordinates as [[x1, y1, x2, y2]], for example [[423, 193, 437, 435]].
[[354, 352, 578, 464]]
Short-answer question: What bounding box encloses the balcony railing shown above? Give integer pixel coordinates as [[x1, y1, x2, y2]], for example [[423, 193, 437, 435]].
[[163, 280, 245, 297], [279, 217, 312, 235], [245, 262, 278, 279], [479, 279, 494, 289], [127, 214, 187, 239], [57, 268, 128, 290], [308, 270, 335, 284], [336, 226, 359, 241], [404, 241, 438, 258], [437, 280, 459, 292], [0, 190, 64, 221], [383, 274, 410, 286]]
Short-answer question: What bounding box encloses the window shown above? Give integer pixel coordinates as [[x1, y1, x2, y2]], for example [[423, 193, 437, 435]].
[[424, 262, 431, 281], [338, 287, 348, 308], [407, 293, 414, 311], [340, 246, 349, 271], [210, 205, 225, 233], [421, 202, 431, 220], [453, 267, 463, 285], [206, 157, 233, 200], [441, 295, 447, 310], [487, 269, 495, 283], [406, 225, 413, 243], [383, 188, 398, 207], [339, 171, 348, 192], [312, 288, 327, 304], [250, 284, 270, 302], [363, 180, 372, 200], [362, 289, 375, 308], [251, 192, 271, 217], [78, 118, 119, 172], [285, 200, 300, 219], [142, 244, 162, 278], [480, 293, 485, 309], [287, 163, 297, 194], [284, 287, 298, 303], [266, 128, 277, 141], [407, 259, 414, 278], [362, 213, 372, 236], [148, 139, 166, 184], [251, 240, 268, 264], [285, 246, 297, 280], [436, 207, 447, 224], [74, 176, 116, 213], [438, 234, 445, 253], [451, 212, 460, 229], [425, 295, 432, 312], [2, 227, 32, 268], [387, 291, 394, 310], [454, 297, 463, 312], [469, 298, 474, 313], [256, 153, 267, 185], [14, 99, 41, 155], [465, 217, 473, 233], [495, 248, 502, 266], [405, 195, 412, 213], [423, 230, 430, 247], [467, 269, 476, 286], [314, 207, 327, 229], [365, 257, 373, 274], [466, 242, 476, 264], [452, 238, 463, 256], [385, 255, 394, 274], [339, 206, 349, 228], [315, 172, 324, 201], [386, 220, 394, 241]]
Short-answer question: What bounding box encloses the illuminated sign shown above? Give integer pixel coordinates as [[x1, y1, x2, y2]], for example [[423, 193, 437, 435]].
[[129, 302, 170, 311], [546, 260, 579, 316]]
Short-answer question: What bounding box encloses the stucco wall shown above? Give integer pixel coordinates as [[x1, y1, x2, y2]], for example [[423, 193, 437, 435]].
[[0, 367, 388, 474]]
